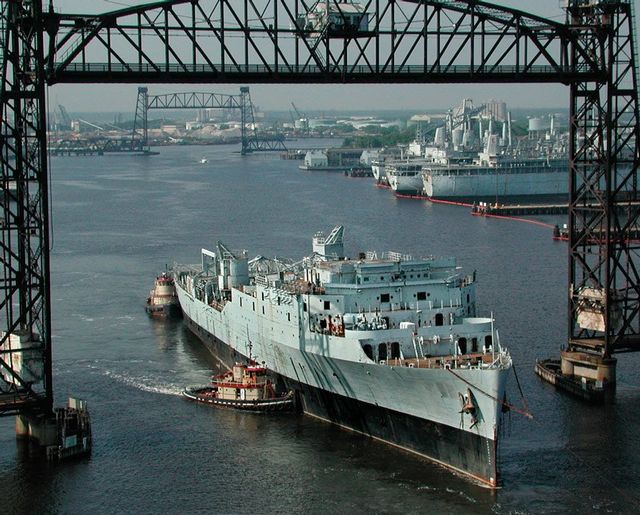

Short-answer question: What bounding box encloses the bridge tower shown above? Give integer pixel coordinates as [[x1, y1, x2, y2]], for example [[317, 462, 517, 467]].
[[0, 0, 53, 417], [132, 86, 149, 151], [0, 0, 91, 455], [545, 0, 640, 398], [240, 87, 255, 155]]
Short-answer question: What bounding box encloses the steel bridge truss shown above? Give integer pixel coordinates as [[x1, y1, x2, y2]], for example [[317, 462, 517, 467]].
[[132, 87, 286, 154], [0, 0, 638, 416], [0, 0, 52, 416], [567, 2, 640, 356], [44, 0, 604, 84]]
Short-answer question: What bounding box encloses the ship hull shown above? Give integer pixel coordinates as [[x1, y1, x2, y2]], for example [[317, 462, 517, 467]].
[[182, 312, 498, 486], [423, 168, 567, 200], [388, 174, 423, 196], [183, 386, 295, 411]]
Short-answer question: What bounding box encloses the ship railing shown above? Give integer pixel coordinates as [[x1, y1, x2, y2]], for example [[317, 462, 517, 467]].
[[281, 281, 325, 295], [384, 351, 504, 370], [391, 299, 462, 312], [386, 251, 414, 262]]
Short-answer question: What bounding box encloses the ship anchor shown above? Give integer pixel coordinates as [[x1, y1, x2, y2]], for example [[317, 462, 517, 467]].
[[459, 388, 478, 428]]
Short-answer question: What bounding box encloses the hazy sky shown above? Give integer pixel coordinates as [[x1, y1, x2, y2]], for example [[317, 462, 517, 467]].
[[48, 0, 633, 114]]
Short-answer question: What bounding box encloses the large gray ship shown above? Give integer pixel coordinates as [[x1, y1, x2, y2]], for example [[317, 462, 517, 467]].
[[422, 155, 568, 201], [173, 227, 512, 487]]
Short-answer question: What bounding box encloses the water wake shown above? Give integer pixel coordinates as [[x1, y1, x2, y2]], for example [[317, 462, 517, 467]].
[[102, 369, 184, 397]]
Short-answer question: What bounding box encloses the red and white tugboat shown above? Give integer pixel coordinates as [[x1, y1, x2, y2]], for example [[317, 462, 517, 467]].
[[183, 362, 294, 412], [145, 272, 181, 318]]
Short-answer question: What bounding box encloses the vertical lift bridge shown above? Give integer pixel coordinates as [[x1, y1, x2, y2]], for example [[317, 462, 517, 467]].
[[0, 0, 638, 445]]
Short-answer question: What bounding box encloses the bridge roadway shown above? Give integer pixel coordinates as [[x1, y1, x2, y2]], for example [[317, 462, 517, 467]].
[[49, 63, 599, 85]]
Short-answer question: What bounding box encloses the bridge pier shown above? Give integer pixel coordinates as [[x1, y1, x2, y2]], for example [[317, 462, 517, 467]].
[[535, 352, 617, 402], [15, 413, 57, 446], [13, 399, 92, 460], [560, 351, 617, 385]]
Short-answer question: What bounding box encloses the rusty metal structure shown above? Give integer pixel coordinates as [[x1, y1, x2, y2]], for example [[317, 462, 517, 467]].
[[0, 0, 638, 417]]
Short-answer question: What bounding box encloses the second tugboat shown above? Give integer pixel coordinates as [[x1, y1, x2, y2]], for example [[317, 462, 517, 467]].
[[145, 272, 181, 318]]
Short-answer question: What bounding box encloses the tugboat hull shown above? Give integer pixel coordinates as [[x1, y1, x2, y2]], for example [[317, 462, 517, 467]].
[[183, 386, 294, 412], [145, 272, 181, 319], [145, 303, 182, 319]]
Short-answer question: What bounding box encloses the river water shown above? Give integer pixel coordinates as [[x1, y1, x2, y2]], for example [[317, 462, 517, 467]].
[[0, 142, 639, 513]]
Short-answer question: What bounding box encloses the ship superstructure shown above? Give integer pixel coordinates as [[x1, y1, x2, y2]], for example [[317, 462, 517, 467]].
[[173, 227, 512, 487], [385, 160, 429, 195]]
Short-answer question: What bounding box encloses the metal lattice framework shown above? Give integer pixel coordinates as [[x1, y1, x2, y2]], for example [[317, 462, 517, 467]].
[[132, 87, 286, 154], [0, 0, 52, 415], [132, 85, 149, 151], [0, 0, 638, 416], [44, 0, 605, 84], [567, 2, 640, 356]]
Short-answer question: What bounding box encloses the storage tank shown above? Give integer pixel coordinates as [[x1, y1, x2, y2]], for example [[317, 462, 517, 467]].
[[528, 117, 544, 132]]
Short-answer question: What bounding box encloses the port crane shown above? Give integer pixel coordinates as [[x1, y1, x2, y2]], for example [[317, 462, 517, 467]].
[[77, 119, 104, 133], [0, 0, 638, 452], [54, 104, 72, 131], [291, 102, 310, 136]]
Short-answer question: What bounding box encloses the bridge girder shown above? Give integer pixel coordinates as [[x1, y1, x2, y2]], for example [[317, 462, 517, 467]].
[[44, 0, 604, 85]]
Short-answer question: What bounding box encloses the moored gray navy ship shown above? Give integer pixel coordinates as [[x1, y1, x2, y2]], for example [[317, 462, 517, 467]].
[[173, 227, 512, 487]]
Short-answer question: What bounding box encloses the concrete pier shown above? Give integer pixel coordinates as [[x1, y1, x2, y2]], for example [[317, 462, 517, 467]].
[[15, 413, 58, 446], [560, 351, 617, 384], [535, 352, 617, 402], [14, 398, 92, 460]]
